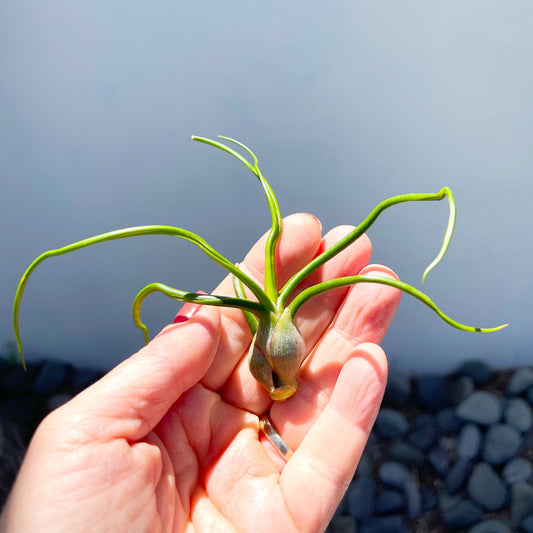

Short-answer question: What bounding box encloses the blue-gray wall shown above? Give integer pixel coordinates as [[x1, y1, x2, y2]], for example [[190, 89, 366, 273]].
[[1, 2, 531, 373]]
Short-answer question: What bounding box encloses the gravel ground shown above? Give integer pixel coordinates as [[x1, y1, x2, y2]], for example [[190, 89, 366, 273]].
[[328, 363, 533, 533]]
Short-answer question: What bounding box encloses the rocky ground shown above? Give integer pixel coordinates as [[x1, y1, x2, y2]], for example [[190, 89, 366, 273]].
[[328, 362, 533, 533], [1, 356, 532, 532]]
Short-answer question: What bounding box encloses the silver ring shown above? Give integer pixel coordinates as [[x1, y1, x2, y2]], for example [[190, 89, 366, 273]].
[[259, 415, 293, 461]]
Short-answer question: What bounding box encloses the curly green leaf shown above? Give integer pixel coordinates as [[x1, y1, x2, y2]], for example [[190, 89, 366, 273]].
[[421, 187, 456, 283], [13, 225, 275, 367], [132, 282, 268, 343], [192, 135, 282, 301], [287, 274, 508, 333], [279, 188, 456, 309]]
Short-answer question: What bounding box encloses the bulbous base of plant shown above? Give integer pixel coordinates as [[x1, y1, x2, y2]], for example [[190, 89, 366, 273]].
[[248, 310, 306, 401], [248, 345, 298, 400]]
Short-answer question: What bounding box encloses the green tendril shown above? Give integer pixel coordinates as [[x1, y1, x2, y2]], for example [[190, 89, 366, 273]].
[[192, 136, 282, 301], [13, 224, 274, 367], [278, 188, 455, 309], [287, 274, 508, 333], [422, 188, 456, 283], [132, 282, 267, 343]]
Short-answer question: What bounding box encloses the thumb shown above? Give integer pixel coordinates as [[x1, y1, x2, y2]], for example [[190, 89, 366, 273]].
[[60, 304, 221, 441]]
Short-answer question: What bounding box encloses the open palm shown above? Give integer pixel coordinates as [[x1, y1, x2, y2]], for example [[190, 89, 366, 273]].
[[0, 213, 400, 533]]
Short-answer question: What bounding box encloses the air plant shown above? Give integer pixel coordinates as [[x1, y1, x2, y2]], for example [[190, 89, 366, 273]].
[[13, 136, 507, 400]]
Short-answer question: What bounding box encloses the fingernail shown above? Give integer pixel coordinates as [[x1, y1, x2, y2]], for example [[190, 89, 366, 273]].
[[173, 290, 206, 323]]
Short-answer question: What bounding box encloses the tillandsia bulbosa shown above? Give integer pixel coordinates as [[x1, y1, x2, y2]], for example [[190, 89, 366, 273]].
[[13, 136, 508, 400]]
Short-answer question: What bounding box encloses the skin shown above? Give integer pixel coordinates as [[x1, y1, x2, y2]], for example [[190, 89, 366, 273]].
[[0, 213, 401, 533]]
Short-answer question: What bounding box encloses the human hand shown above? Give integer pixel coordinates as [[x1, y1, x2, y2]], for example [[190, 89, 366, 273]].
[[0, 213, 400, 533]]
